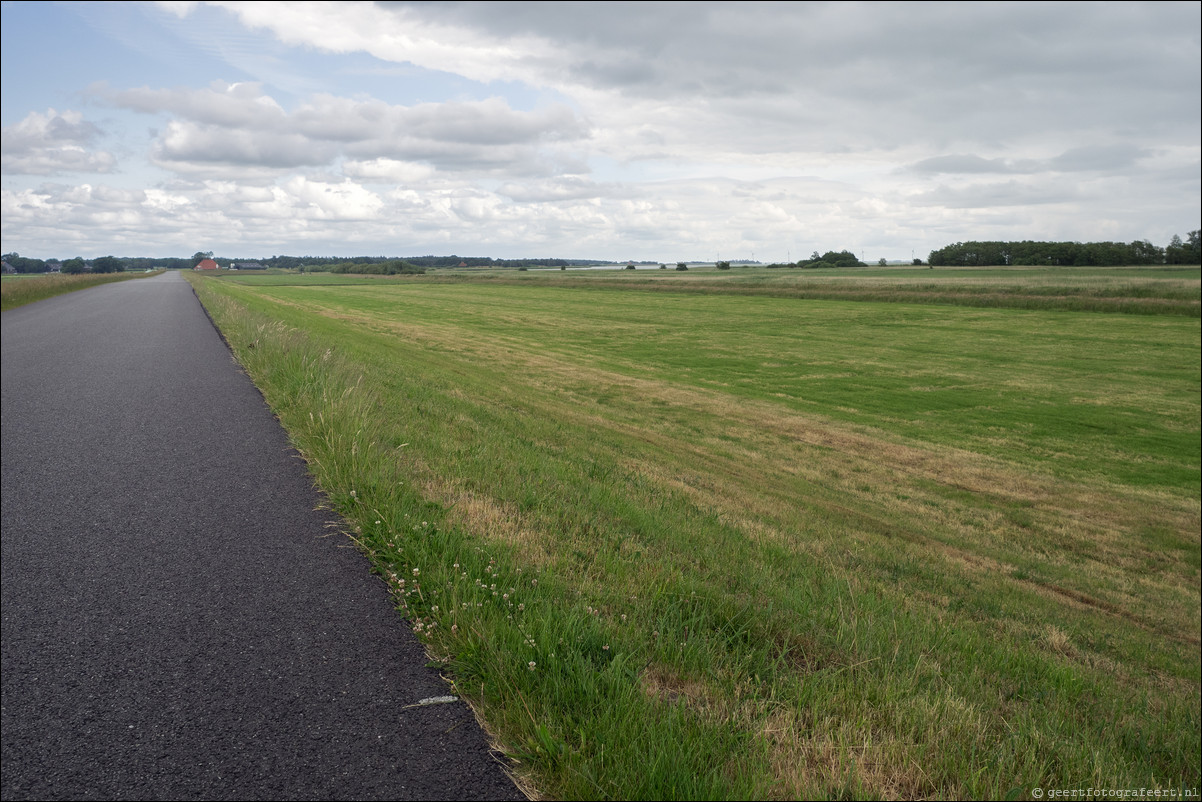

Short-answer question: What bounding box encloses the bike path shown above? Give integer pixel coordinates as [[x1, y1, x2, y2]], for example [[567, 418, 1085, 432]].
[[1, 272, 523, 801]]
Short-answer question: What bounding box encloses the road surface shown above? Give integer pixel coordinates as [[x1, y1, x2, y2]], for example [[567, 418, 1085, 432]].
[[1, 271, 524, 801]]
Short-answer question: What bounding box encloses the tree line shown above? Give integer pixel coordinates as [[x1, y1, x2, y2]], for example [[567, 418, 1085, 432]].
[[5, 234, 1199, 275], [928, 232, 1200, 267]]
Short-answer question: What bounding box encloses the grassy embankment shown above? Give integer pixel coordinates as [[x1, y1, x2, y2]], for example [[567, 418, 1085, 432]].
[[188, 266, 1200, 800], [1, 270, 163, 311]]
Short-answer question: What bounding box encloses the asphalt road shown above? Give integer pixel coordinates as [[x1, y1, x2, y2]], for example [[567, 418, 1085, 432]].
[[1, 272, 525, 801]]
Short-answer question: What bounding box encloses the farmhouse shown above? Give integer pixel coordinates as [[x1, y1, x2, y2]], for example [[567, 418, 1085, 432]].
[[194, 258, 219, 270]]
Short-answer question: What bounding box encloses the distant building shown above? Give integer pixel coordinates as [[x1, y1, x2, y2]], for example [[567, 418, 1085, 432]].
[[195, 258, 219, 270], [1, 260, 14, 274], [234, 262, 265, 270], [45, 261, 62, 273]]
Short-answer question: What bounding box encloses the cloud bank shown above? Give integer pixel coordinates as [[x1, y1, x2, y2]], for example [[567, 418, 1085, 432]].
[[2, 1, 1198, 259]]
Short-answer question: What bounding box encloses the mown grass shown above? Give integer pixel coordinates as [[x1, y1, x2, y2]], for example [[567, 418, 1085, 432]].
[[1, 270, 163, 311], [189, 268, 1200, 800]]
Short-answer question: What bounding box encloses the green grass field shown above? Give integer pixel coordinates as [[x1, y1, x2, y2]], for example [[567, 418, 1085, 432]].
[[188, 266, 1200, 800]]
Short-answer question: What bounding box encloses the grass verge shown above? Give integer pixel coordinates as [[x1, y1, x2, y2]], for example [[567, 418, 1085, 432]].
[[1, 271, 163, 311]]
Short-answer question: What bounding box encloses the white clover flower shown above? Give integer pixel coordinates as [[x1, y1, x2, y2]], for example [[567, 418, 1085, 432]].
[[527, 661, 536, 671]]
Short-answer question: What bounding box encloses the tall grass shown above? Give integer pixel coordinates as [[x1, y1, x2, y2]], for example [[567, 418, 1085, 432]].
[[1, 270, 162, 311], [189, 271, 1200, 800]]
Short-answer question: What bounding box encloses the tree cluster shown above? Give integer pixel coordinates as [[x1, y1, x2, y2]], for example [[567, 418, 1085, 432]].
[[798, 250, 867, 269]]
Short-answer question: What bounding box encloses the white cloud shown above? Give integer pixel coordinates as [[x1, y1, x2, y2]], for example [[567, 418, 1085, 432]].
[[282, 176, 384, 220], [100, 81, 287, 127], [497, 176, 615, 203], [152, 119, 336, 169], [1, 110, 117, 175], [97, 80, 588, 177], [342, 158, 435, 184]]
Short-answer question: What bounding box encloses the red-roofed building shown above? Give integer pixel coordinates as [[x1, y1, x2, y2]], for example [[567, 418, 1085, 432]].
[[195, 258, 219, 270]]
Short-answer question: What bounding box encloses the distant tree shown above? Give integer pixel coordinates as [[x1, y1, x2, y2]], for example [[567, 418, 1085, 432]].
[[659, 264, 667, 270], [625, 263, 636, 270], [62, 257, 87, 274], [1165, 232, 1201, 265], [1128, 240, 1163, 265], [91, 256, 124, 273], [912, 258, 924, 266], [676, 262, 688, 271], [878, 258, 887, 266], [716, 261, 731, 270]]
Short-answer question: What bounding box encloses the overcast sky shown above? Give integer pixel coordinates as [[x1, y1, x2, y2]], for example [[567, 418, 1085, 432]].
[[2, 1, 1199, 262]]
